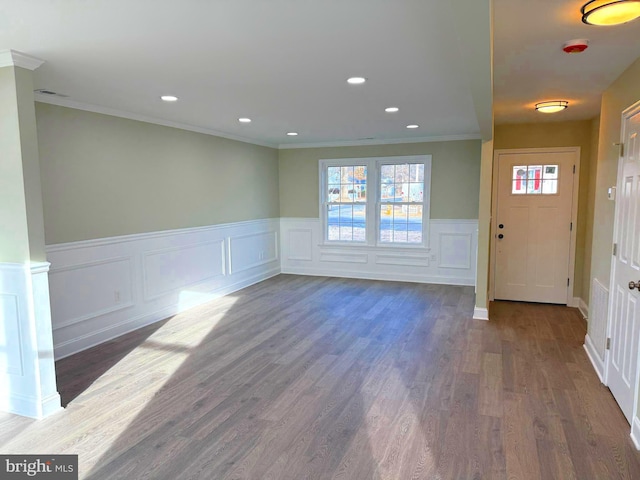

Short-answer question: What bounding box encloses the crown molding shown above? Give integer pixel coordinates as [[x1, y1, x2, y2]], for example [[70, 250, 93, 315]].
[[34, 94, 278, 149], [0, 50, 45, 70], [277, 133, 481, 149]]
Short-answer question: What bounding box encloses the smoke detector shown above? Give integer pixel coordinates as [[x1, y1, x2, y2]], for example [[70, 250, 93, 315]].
[[563, 39, 589, 54]]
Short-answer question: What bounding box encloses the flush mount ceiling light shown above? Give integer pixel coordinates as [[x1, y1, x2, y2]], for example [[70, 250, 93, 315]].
[[581, 0, 640, 25], [535, 100, 569, 113], [385, 107, 399, 113], [406, 124, 419, 129], [347, 77, 366, 85], [160, 95, 178, 102], [286, 132, 298, 136], [238, 117, 252, 123]]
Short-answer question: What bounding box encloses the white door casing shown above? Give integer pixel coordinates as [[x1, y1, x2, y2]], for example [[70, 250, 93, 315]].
[[491, 148, 580, 304], [606, 102, 640, 424]]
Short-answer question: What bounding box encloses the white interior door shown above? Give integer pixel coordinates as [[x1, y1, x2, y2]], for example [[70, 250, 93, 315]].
[[494, 149, 577, 304], [606, 104, 640, 424]]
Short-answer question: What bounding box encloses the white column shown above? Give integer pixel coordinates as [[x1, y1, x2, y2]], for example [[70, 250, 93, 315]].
[[0, 50, 62, 418]]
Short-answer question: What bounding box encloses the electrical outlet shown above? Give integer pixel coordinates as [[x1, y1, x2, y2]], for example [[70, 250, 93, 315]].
[[430, 254, 437, 262], [114, 290, 121, 303]]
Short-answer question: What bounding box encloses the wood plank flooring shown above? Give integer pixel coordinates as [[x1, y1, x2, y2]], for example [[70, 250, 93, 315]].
[[2, 274, 639, 479]]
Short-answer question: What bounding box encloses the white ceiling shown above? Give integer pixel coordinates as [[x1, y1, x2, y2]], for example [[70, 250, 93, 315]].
[[1, 1, 639, 147], [494, 0, 640, 125]]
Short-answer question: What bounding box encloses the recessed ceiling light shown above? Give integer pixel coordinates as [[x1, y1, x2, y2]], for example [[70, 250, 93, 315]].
[[286, 132, 298, 136], [535, 101, 569, 113], [160, 95, 178, 102], [347, 77, 366, 85], [406, 124, 419, 129], [238, 118, 252, 123], [385, 107, 400, 113]]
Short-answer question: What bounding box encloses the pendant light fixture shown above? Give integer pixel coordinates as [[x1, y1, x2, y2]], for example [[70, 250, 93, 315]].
[[581, 0, 640, 26], [535, 101, 569, 114]]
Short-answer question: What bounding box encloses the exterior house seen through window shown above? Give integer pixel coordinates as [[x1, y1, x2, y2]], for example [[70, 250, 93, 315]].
[[320, 155, 432, 246]]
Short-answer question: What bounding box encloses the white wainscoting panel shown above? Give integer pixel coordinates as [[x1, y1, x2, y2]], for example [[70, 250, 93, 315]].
[[287, 229, 313, 261], [438, 233, 472, 269], [584, 277, 609, 381], [47, 219, 280, 359], [143, 240, 225, 301], [280, 218, 477, 286], [0, 262, 62, 418], [229, 231, 278, 274], [0, 291, 23, 376]]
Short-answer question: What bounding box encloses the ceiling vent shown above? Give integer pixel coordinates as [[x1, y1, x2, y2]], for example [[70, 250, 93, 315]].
[[34, 89, 69, 98]]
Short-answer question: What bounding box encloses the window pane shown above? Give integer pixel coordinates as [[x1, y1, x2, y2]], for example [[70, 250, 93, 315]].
[[381, 203, 422, 244], [512, 166, 526, 194], [381, 163, 424, 204], [380, 204, 393, 242], [526, 166, 542, 194], [410, 163, 424, 182], [328, 166, 341, 184], [327, 203, 366, 242], [353, 204, 366, 241], [325, 164, 367, 242], [543, 165, 558, 180], [542, 179, 558, 194], [409, 183, 423, 202], [408, 205, 423, 243], [328, 184, 340, 202]]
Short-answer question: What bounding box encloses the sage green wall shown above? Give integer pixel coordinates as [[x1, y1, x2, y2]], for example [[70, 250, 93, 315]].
[[494, 120, 594, 302], [36, 104, 280, 244], [0, 66, 46, 263], [583, 116, 600, 305], [16, 67, 47, 262], [278, 140, 481, 219], [591, 57, 640, 291], [0, 66, 30, 262]]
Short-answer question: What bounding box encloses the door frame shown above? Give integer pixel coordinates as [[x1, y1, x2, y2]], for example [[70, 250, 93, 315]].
[[604, 99, 640, 422], [489, 147, 581, 305]]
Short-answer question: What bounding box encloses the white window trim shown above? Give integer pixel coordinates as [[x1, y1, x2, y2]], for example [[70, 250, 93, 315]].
[[319, 155, 432, 249]]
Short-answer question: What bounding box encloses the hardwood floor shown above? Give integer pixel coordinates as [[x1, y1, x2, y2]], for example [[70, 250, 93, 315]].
[[2, 274, 639, 479]]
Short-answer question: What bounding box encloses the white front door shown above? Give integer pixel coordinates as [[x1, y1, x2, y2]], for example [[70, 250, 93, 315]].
[[606, 103, 640, 424], [494, 148, 578, 304]]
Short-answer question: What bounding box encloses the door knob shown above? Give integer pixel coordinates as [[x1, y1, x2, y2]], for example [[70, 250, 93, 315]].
[[629, 281, 640, 291], [498, 234, 504, 239]]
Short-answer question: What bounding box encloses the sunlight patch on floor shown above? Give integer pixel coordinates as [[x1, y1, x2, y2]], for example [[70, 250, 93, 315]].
[[3, 290, 242, 478]]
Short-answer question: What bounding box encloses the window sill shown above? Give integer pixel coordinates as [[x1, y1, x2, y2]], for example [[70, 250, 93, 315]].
[[318, 242, 431, 253]]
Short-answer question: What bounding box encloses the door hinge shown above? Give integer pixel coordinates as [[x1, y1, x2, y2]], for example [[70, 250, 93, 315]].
[[570, 222, 573, 231], [567, 278, 570, 287], [619, 143, 624, 157], [613, 243, 617, 256], [573, 165, 576, 174], [606, 338, 611, 350]]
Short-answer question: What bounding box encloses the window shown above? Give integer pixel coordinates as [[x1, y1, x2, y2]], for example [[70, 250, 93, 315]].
[[320, 156, 431, 246], [512, 164, 559, 195]]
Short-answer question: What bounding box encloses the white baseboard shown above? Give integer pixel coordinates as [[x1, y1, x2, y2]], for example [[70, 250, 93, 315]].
[[47, 219, 281, 359], [632, 417, 640, 450], [280, 218, 478, 287], [576, 297, 588, 320], [473, 306, 489, 320], [584, 333, 605, 383]]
